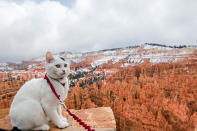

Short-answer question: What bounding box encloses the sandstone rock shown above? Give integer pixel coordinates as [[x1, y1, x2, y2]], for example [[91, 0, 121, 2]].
[[0, 107, 116, 131]]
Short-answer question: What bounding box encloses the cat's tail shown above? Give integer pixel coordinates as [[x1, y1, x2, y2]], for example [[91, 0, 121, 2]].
[[11, 127, 22, 131]]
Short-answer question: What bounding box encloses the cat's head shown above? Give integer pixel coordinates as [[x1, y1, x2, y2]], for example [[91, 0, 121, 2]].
[[45, 51, 70, 79]]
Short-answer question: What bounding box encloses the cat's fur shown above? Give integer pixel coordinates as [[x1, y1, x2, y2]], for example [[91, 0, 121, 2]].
[[9, 52, 70, 130]]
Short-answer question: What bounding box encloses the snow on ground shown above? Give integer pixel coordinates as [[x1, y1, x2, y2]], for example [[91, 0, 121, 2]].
[[90, 48, 137, 67], [27, 64, 38, 69], [93, 71, 101, 74], [143, 44, 172, 50], [127, 58, 144, 64], [150, 57, 181, 64], [124, 50, 193, 66], [77, 68, 91, 73], [0, 63, 8, 66], [91, 56, 114, 68], [70, 58, 85, 63], [91, 55, 128, 68], [70, 70, 76, 74], [112, 55, 128, 64], [0, 67, 13, 71], [0, 63, 13, 71], [121, 58, 144, 67], [103, 50, 117, 55], [91, 47, 194, 68]]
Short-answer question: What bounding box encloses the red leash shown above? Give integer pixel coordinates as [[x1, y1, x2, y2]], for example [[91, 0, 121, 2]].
[[44, 74, 95, 131]]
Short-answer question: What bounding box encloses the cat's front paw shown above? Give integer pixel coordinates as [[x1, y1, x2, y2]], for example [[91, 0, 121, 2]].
[[57, 121, 69, 129], [33, 124, 50, 130]]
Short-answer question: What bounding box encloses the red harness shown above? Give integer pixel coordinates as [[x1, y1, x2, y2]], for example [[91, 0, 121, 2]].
[[44, 74, 95, 131]]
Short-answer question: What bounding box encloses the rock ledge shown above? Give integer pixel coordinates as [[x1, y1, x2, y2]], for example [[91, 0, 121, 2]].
[[0, 107, 116, 131]]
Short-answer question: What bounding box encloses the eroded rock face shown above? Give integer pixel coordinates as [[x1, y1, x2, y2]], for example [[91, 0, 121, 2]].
[[65, 61, 197, 131], [0, 107, 116, 131], [0, 80, 24, 109]]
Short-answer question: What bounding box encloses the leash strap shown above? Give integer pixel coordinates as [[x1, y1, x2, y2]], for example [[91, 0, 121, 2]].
[[44, 74, 60, 100], [44, 74, 95, 131]]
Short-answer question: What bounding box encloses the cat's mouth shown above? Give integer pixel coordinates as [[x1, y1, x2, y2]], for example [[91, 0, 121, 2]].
[[61, 72, 66, 75], [52, 71, 66, 79]]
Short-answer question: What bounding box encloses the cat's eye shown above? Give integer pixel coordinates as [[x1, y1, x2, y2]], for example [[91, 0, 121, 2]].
[[55, 64, 60, 68], [64, 64, 67, 67]]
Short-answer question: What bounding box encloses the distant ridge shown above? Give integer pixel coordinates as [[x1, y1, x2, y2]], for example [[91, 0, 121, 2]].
[[0, 43, 196, 72], [145, 43, 197, 48]]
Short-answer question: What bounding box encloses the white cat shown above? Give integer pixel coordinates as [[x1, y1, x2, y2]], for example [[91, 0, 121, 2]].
[[10, 51, 70, 130]]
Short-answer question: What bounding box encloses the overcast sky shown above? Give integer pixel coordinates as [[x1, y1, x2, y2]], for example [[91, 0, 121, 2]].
[[0, 0, 197, 62]]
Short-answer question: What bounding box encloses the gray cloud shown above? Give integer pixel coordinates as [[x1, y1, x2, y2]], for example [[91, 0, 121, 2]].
[[0, 0, 197, 62]]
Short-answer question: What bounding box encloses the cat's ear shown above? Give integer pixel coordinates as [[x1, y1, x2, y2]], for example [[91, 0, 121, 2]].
[[46, 51, 54, 63]]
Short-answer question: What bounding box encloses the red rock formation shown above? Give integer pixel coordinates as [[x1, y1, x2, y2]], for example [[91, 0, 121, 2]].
[[66, 60, 197, 131], [1, 54, 197, 130], [0, 80, 24, 109]]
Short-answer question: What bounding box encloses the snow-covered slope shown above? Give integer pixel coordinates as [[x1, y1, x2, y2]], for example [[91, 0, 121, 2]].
[[1, 43, 196, 72]]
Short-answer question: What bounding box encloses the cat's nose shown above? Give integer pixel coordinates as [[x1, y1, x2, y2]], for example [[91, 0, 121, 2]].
[[62, 70, 65, 73]]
